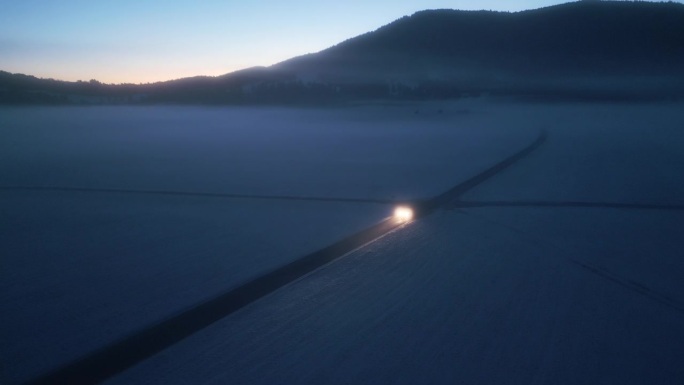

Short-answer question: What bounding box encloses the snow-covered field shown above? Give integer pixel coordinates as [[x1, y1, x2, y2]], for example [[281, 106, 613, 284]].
[[0, 102, 537, 384], [107, 209, 684, 385], [0, 105, 537, 201], [2, 101, 683, 384], [461, 103, 684, 204]]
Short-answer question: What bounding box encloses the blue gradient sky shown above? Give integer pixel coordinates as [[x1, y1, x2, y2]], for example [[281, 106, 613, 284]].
[[0, 1, 678, 83]]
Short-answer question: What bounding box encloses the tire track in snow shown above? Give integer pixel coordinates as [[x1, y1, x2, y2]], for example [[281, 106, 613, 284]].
[[447, 200, 684, 211], [411, 130, 548, 217], [0, 186, 396, 205], [571, 260, 684, 313], [26, 130, 548, 385], [460, 209, 684, 315]]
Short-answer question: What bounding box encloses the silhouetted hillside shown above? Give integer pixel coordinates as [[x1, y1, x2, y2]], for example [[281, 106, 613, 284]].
[[288, 1, 684, 76], [275, 0, 684, 100], [2, 1, 683, 105]]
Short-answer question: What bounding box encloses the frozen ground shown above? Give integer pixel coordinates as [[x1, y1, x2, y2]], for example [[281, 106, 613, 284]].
[[0, 102, 540, 384], [0, 191, 391, 383], [95, 102, 683, 385], [460, 103, 684, 204], [0, 104, 538, 201], [106, 209, 684, 385], [2, 102, 683, 384]]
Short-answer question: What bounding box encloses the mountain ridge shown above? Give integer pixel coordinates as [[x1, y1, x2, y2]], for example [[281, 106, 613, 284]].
[[2, 1, 684, 104]]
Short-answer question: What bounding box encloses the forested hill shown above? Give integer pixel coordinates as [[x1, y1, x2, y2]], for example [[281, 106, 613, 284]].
[[2, 1, 683, 105], [279, 1, 684, 78]]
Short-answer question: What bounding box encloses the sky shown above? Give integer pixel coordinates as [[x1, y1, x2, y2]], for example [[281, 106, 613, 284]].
[[0, 0, 679, 84]]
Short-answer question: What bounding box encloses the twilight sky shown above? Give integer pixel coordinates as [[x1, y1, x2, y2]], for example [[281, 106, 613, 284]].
[[0, 0, 678, 84]]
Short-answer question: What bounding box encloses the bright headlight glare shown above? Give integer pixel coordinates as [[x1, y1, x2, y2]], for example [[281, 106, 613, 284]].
[[394, 206, 414, 222]]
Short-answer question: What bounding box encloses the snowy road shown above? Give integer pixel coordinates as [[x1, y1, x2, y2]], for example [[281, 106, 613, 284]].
[[102, 103, 684, 385]]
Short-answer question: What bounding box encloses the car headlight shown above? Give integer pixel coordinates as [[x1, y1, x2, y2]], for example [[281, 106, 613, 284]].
[[394, 206, 414, 222]]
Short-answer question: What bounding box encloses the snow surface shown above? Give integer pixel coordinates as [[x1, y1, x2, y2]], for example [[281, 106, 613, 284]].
[[95, 102, 683, 385], [461, 102, 684, 204], [106, 208, 684, 385], [0, 104, 538, 201], [0, 101, 540, 384], [3, 102, 683, 384], [0, 191, 391, 383]]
